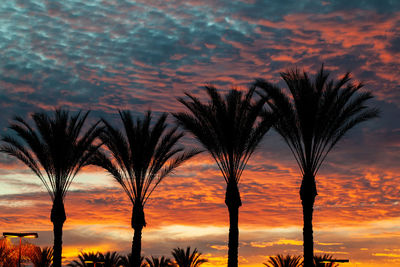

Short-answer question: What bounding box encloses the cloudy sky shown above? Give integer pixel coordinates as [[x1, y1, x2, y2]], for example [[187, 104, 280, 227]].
[[0, 0, 399, 266]]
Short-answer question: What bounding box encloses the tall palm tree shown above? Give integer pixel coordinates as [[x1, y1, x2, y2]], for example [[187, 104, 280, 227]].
[[173, 86, 273, 267], [90, 110, 199, 267], [263, 254, 302, 267], [171, 247, 207, 267], [255, 66, 379, 267], [146, 256, 175, 267], [0, 109, 102, 267]]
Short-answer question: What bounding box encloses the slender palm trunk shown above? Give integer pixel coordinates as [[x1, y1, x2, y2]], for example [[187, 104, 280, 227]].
[[52, 221, 64, 267], [225, 182, 242, 267], [132, 226, 143, 267], [50, 197, 66, 267], [131, 203, 146, 267], [227, 204, 239, 267], [300, 174, 317, 267]]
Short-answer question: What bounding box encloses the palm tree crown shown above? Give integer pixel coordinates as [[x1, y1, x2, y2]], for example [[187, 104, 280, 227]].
[[103, 251, 122, 267], [0, 109, 102, 201], [68, 251, 122, 267], [314, 254, 339, 267], [93, 110, 199, 219], [174, 86, 272, 190], [171, 247, 207, 267], [255, 66, 379, 178], [146, 256, 175, 267], [263, 254, 302, 267], [119, 253, 146, 267], [67, 252, 101, 267]]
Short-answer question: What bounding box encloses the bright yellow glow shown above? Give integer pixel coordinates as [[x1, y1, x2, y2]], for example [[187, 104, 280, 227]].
[[373, 253, 400, 258], [3, 233, 38, 238], [4, 235, 19, 238], [62, 244, 114, 263], [24, 235, 38, 238], [318, 242, 343, 246], [250, 239, 303, 248]]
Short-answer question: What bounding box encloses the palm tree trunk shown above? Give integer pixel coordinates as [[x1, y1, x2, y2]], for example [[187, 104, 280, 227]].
[[227, 204, 239, 267], [132, 226, 143, 267], [300, 174, 317, 267], [50, 197, 66, 267], [225, 182, 242, 267], [131, 203, 146, 267], [52, 221, 64, 267]]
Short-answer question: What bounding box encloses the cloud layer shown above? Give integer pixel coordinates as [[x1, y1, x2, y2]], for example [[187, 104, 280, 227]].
[[0, 0, 399, 266]]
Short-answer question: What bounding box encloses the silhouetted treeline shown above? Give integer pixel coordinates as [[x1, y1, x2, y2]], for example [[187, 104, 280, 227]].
[[0, 65, 378, 267]]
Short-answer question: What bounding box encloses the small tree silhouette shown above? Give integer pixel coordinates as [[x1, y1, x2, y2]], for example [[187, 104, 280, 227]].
[[67, 251, 101, 267], [314, 254, 339, 267], [119, 253, 146, 267], [146, 256, 175, 267], [102, 251, 121, 267], [171, 247, 207, 267], [263, 254, 302, 267]]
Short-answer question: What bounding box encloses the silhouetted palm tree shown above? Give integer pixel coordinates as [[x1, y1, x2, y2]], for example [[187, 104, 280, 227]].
[[67, 251, 102, 267], [0, 109, 102, 267], [119, 253, 146, 267], [171, 247, 207, 267], [102, 251, 122, 267], [29, 246, 53, 267], [313, 254, 339, 267], [255, 66, 379, 267], [90, 110, 199, 267], [146, 256, 175, 267], [263, 254, 302, 267], [174, 86, 273, 267]]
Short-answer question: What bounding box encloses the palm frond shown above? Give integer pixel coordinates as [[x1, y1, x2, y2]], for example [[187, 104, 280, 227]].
[[146, 256, 174, 267], [263, 254, 302, 267], [255, 65, 379, 176], [171, 247, 207, 267], [0, 109, 102, 201], [92, 110, 196, 215], [174, 85, 272, 185]]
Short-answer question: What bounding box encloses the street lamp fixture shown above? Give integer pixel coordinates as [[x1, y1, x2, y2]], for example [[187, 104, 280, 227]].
[[3, 232, 38, 267]]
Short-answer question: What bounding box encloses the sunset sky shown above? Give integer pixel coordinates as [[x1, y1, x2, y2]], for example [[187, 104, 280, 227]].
[[0, 0, 400, 266]]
